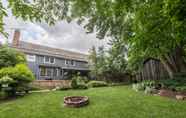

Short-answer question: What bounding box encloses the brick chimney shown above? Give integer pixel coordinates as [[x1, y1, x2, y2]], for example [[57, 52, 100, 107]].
[[12, 29, 21, 47]]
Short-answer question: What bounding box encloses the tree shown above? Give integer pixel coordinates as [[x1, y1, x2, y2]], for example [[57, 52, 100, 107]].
[[89, 43, 128, 82], [1, 0, 186, 78], [88, 46, 98, 79], [0, 45, 34, 96], [67, 0, 186, 78], [0, 45, 26, 69], [0, 0, 70, 37]]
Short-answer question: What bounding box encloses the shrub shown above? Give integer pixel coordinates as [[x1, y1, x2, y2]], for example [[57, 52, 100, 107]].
[[0, 64, 34, 83], [76, 84, 88, 89], [132, 83, 145, 91], [87, 81, 108, 88], [57, 86, 72, 91], [144, 86, 156, 94], [158, 76, 186, 91], [0, 64, 35, 95], [71, 75, 88, 89], [0, 76, 15, 85], [71, 77, 78, 89], [0, 91, 8, 100], [132, 80, 156, 93]]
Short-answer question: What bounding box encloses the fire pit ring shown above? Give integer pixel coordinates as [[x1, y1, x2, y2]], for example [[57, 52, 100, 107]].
[[64, 96, 89, 108]]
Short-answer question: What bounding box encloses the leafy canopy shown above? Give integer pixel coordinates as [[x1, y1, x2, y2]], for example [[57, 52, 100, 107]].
[[1, 0, 186, 72], [0, 45, 26, 69]]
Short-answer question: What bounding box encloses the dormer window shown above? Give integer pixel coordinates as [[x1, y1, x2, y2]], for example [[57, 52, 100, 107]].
[[44, 56, 55, 64]]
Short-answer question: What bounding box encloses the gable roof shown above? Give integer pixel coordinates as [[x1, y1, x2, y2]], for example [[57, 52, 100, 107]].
[[143, 58, 160, 65], [10, 41, 88, 62]]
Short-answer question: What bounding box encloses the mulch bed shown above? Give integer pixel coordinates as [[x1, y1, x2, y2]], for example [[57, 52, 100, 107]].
[[157, 89, 186, 100]]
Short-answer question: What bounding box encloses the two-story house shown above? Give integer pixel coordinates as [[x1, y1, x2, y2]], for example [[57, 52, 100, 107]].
[[10, 30, 89, 82]]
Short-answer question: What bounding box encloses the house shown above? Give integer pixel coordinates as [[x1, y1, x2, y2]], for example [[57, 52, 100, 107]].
[[10, 30, 90, 87]]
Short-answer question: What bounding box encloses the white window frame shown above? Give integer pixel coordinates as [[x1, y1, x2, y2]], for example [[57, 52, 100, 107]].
[[53, 68, 59, 77], [65, 59, 76, 66], [65, 59, 68, 65], [27, 54, 36, 62], [71, 60, 76, 66], [44, 56, 55, 64], [40, 67, 54, 77]]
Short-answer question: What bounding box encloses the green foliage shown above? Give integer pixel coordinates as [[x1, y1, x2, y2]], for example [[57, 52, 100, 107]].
[[57, 86, 71, 91], [0, 76, 15, 85], [0, 90, 8, 100], [132, 83, 145, 92], [71, 75, 88, 89], [132, 80, 156, 93], [89, 45, 128, 82], [158, 77, 186, 91], [87, 81, 108, 88], [1, 0, 70, 37], [144, 86, 156, 94], [71, 77, 78, 89], [1, 86, 186, 118], [0, 64, 35, 95], [0, 64, 35, 83], [0, 46, 26, 69], [1, 0, 186, 77]]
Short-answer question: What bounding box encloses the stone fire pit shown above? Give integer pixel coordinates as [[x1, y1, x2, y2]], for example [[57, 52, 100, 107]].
[[64, 96, 89, 108]]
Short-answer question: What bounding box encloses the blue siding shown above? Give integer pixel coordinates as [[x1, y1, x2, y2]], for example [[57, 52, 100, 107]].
[[26, 54, 89, 80]]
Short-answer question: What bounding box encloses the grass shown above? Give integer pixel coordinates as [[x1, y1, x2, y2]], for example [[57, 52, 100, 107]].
[[0, 86, 186, 118]]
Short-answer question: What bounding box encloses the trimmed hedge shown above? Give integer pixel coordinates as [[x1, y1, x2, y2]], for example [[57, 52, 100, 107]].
[[87, 81, 108, 88]]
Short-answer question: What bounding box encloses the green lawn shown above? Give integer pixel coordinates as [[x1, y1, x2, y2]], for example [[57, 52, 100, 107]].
[[0, 86, 186, 118]]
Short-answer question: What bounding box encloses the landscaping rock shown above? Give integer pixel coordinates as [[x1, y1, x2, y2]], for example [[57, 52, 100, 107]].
[[176, 95, 185, 100], [158, 89, 175, 98]]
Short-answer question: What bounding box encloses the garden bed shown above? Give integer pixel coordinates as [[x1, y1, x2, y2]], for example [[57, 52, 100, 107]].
[[157, 89, 186, 100]]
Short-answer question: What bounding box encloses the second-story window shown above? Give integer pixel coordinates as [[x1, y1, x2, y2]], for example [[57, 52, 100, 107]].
[[44, 56, 55, 64], [70, 60, 75, 66], [65, 59, 75, 66], [27, 54, 36, 62]]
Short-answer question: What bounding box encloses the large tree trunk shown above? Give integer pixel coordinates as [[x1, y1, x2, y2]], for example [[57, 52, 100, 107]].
[[160, 46, 186, 78], [160, 56, 175, 78]]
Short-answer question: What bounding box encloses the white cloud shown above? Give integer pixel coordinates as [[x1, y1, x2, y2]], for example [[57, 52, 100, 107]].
[[0, 15, 109, 54], [0, 0, 110, 54]]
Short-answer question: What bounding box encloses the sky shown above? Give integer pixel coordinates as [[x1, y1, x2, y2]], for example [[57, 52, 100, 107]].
[[0, 1, 109, 54]]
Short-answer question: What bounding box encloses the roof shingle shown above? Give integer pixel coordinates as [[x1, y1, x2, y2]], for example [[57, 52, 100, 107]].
[[11, 41, 88, 62]]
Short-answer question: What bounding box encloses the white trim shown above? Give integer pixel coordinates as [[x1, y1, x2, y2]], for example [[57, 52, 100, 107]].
[[27, 54, 36, 62], [44, 56, 55, 64], [65, 59, 76, 66], [72, 60, 76, 66], [65, 59, 68, 65]]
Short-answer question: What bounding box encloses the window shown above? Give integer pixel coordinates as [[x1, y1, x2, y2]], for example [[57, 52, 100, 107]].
[[53, 68, 58, 76], [40, 67, 46, 76], [65, 59, 76, 66], [60, 69, 63, 76], [45, 56, 50, 63], [65, 60, 69, 65], [44, 56, 55, 64], [27, 54, 36, 62], [39, 67, 60, 77], [46, 68, 52, 76], [70, 60, 75, 66], [50, 57, 55, 63]]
